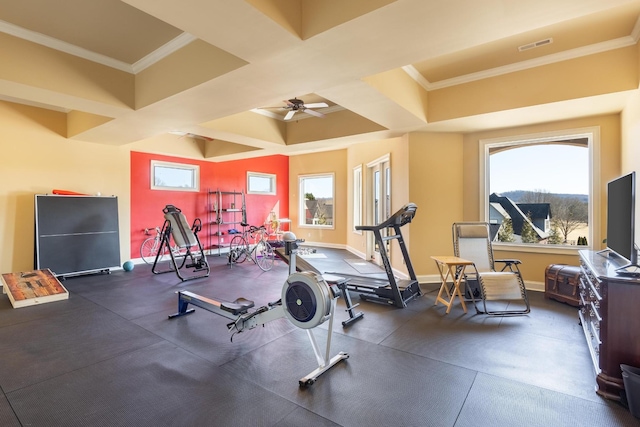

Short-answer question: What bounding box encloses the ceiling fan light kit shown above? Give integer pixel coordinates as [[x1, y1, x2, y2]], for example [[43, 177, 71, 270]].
[[274, 98, 330, 121]]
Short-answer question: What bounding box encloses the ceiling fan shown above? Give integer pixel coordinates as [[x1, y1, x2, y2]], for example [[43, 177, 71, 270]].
[[280, 98, 329, 121]]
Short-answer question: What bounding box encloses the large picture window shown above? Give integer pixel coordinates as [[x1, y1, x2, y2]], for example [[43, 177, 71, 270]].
[[300, 174, 334, 228], [480, 128, 600, 251], [151, 160, 199, 192]]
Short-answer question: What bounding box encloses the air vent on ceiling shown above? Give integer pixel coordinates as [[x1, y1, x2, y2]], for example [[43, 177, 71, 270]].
[[518, 38, 553, 52]]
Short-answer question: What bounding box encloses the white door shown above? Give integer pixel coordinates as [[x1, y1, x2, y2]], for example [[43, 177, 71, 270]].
[[367, 156, 391, 265]]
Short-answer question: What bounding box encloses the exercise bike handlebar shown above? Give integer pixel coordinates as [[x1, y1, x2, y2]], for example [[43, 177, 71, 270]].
[[355, 203, 417, 231]]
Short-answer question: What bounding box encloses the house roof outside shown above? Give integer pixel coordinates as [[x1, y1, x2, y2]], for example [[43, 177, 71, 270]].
[[516, 203, 551, 220], [490, 193, 548, 240]]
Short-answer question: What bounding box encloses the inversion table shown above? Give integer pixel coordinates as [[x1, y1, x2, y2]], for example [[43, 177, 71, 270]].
[[152, 205, 210, 282]]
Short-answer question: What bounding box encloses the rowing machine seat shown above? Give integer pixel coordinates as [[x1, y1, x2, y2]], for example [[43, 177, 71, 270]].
[[221, 298, 255, 315]]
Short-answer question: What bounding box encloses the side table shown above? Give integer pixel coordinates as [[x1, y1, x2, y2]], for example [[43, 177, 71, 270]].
[[431, 255, 474, 314]]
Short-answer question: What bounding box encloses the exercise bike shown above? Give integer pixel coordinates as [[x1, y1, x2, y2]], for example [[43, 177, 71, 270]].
[[168, 232, 348, 387]]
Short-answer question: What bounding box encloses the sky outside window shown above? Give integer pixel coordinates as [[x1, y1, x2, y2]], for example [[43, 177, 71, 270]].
[[490, 145, 588, 195]]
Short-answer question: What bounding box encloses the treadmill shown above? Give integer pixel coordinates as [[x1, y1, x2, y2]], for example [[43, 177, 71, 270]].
[[328, 203, 421, 308]]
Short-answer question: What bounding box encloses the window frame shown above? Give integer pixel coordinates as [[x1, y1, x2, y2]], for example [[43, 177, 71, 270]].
[[353, 165, 362, 233], [247, 171, 277, 195], [299, 173, 335, 229], [150, 160, 200, 192], [479, 127, 600, 254]]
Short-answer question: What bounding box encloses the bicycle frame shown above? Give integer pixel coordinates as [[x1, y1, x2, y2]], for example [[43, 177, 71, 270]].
[[228, 225, 275, 271], [141, 227, 183, 264]]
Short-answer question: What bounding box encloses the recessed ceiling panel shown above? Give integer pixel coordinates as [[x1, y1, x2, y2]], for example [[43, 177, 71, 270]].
[[245, 0, 397, 39], [0, 0, 183, 64], [412, 2, 640, 83]]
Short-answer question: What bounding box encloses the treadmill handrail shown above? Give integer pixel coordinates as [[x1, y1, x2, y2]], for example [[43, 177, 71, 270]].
[[355, 203, 417, 231]]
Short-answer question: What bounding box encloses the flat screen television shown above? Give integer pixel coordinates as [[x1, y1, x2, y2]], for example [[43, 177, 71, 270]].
[[606, 171, 639, 274]]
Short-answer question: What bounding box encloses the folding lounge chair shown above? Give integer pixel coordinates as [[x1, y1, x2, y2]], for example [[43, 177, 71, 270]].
[[152, 205, 210, 281], [452, 222, 530, 315]]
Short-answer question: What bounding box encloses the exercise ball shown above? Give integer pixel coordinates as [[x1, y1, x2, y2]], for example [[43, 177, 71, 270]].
[[123, 261, 134, 272]]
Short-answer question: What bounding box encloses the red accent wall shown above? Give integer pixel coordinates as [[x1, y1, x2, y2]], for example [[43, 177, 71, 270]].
[[130, 151, 288, 258]]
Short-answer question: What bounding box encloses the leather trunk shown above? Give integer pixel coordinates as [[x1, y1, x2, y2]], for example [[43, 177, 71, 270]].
[[544, 264, 581, 306]]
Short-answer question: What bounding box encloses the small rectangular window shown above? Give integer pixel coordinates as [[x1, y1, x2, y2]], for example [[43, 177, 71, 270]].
[[247, 172, 276, 195], [151, 160, 199, 192]]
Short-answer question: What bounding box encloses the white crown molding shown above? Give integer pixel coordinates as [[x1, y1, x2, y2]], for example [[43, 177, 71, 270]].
[[0, 94, 70, 112], [0, 19, 133, 72], [402, 65, 431, 89], [132, 32, 197, 74], [631, 13, 640, 42], [0, 19, 195, 75], [405, 35, 637, 91]]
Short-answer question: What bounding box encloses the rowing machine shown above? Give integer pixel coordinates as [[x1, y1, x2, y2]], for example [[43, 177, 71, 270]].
[[168, 269, 348, 387], [275, 233, 365, 327]]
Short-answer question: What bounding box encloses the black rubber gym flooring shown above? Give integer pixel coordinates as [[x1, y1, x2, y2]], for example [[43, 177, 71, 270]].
[[0, 248, 637, 426]]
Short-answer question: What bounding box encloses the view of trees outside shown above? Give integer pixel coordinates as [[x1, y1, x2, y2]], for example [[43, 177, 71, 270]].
[[490, 143, 589, 246]]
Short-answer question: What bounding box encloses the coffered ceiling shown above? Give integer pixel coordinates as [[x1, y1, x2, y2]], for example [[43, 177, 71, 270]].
[[1, 0, 639, 160]]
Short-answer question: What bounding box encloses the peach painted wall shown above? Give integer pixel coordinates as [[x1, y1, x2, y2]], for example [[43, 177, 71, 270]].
[[288, 150, 347, 246], [0, 101, 130, 274], [462, 114, 621, 287]]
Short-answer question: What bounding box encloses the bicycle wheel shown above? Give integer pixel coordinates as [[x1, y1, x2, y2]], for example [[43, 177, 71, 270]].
[[229, 235, 248, 263], [140, 237, 164, 264], [254, 240, 275, 271]]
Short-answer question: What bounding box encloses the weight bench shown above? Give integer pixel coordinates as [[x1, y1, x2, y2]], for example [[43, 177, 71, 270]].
[[169, 270, 348, 387], [152, 205, 210, 282]]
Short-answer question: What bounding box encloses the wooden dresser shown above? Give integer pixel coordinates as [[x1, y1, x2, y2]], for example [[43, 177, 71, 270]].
[[578, 249, 640, 401]]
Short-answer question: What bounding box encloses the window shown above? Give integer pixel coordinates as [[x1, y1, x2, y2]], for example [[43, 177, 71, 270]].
[[480, 128, 600, 251], [247, 172, 276, 195], [151, 160, 199, 192], [353, 165, 362, 232], [300, 174, 334, 228]]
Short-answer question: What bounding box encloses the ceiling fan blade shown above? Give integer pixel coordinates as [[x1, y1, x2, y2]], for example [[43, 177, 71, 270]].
[[304, 102, 328, 109], [284, 110, 296, 120], [304, 108, 325, 118]]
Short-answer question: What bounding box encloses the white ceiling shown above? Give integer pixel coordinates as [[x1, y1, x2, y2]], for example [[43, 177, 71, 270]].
[[0, 0, 639, 159]]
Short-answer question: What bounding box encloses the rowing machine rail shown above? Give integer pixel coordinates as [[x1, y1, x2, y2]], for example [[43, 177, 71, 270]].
[[168, 271, 348, 386]]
